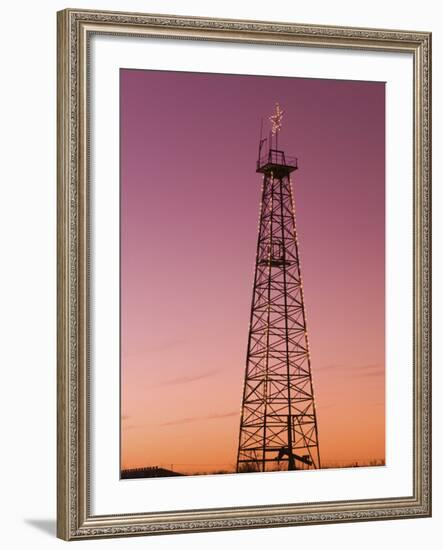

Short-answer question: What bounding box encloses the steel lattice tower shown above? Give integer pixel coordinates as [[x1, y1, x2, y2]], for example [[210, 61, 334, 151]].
[[236, 104, 321, 473]]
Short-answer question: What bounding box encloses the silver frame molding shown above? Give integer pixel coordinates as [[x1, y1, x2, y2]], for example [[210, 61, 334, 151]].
[[57, 8, 431, 540]]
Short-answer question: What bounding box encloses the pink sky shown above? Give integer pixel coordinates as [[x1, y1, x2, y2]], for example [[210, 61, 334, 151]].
[[120, 69, 385, 474]]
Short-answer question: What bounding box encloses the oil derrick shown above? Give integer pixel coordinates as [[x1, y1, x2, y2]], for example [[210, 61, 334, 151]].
[[236, 103, 321, 473]]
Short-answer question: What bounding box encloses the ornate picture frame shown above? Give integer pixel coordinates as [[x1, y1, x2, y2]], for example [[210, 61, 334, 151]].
[[57, 8, 431, 540]]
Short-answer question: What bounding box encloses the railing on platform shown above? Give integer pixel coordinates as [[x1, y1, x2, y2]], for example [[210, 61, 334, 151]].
[[257, 148, 298, 171]]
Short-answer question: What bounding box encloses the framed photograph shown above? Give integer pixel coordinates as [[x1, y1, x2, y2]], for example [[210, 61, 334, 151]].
[[57, 8, 431, 540]]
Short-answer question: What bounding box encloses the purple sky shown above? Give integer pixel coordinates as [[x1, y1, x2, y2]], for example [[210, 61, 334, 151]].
[[120, 69, 385, 472]]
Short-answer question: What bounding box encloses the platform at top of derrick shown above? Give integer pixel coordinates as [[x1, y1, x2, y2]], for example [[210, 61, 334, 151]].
[[256, 148, 298, 177]]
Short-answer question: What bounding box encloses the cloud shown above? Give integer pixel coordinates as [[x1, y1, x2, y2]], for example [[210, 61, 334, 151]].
[[146, 339, 185, 353], [156, 368, 220, 387], [122, 339, 186, 361], [359, 364, 385, 377], [315, 363, 341, 372], [160, 410, 238, 427], [315, 363, 384, 377]]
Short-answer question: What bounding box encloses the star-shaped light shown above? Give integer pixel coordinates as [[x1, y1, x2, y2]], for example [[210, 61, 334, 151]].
[[269, 102, 284, 135]]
